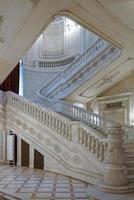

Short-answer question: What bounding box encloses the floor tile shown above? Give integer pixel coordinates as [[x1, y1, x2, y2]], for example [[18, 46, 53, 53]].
[[0, 164, 90, 200]]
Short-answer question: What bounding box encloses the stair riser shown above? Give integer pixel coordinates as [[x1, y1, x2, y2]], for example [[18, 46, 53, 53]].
[[126, 157, 134, 161], [124, 146, 134, 149], [125, 151, 134, 154], [128, 178, 134, 184], [128, 170, 134, 175], [126, 163, 134, 167]]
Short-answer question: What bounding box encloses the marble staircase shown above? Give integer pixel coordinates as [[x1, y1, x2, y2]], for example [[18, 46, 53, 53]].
[[38, 39, 122, 101], [124, 142, 134, 184], [0, 91, 134, 194]]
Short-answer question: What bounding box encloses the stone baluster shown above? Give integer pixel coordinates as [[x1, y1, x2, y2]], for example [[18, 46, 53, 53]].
[[60, 120, 63, 134], [62, 122, 65, 136], [91, 136, 96, 153], [96, 116, 100, 128], [88, 134, 92, 151], [66, 124, 71, 140], [59, 120, 62, 134], [47, 114, 50, 126], [59, 120, 63, 134], [104, 143, 108, 158], [42, 111, 45, 124], [82, 129, 85, 144], [45, 113, 48, 125], [67, 124, 72, 140], [78, 127, 81, 143], [54, 117, 57, 131], [96, 139, 100, 158], [71, 122, 78, 143], [84, 130, 88, 147], [51, 116, 54, 129], [40, 110, 43, 122], [49, 114, 52, 127], [79, 128, 83, 144], [99, 142, 105, 161], [56, 118, 60, 133], [103, 124, 128, 189], [20, 100, 23, 112], [64, 123, 68, 138]]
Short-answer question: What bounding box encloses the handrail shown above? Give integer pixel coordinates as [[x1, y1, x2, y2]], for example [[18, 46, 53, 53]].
[[6, 91, 72, 141], [37, 96, 118, 133], [40, 38, 109, 97]]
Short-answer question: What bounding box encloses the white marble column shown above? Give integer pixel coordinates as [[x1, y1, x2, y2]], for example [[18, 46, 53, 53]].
[[17, 137, 21, 166]]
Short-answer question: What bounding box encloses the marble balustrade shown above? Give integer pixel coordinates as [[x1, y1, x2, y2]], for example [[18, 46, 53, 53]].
[[5, 91, 110, 160]]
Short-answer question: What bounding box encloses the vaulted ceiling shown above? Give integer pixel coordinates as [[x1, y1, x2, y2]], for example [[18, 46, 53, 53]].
[[1, 0, 134, 103]]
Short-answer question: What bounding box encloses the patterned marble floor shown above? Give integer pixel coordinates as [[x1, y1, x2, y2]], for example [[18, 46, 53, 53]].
[[0, 165, 91, 200]]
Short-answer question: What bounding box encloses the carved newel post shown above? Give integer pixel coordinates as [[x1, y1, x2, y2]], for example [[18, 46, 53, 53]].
[[104, 123, 128, 187]]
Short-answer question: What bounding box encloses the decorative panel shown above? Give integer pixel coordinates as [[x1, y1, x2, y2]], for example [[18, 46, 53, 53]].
[[42, 19, 64, 56]]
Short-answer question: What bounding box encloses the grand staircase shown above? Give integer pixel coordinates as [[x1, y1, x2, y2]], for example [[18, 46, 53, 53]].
[[0, 90, 133, 194], [19, 35, 134, 193], [0, 33, 133, 194]]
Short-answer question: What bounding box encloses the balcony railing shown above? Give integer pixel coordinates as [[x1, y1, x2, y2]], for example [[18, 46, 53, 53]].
[[34, 55, 75, 69]]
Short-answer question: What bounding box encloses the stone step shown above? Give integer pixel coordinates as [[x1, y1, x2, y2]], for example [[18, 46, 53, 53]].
[[124, 149, 134, 154], [125, 154, 134, 160], [124, 145, 134, 149], [126, 161, 134, 168], [128, 174, 134, 183], [124, 141, 134, 145], [127, 167, 134, 175], [124, 143, 134, 150], [128, 182, 134, 192]]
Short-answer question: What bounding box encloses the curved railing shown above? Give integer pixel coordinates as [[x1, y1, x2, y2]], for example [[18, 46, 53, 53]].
[[34, 55, 75, 68]]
